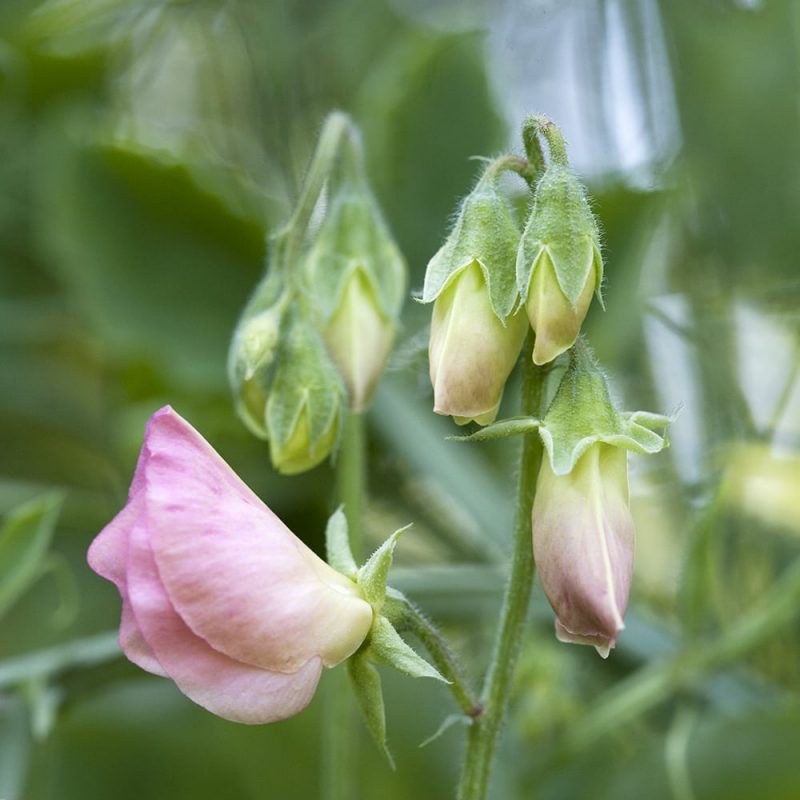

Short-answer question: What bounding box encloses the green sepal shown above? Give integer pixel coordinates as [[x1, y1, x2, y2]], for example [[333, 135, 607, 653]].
[[357, 524, 412, 613], [366, 615, 447, 682], [516, 164, 603, 309], [324, 506, 357, 578], [347, 652, 395, 769], [539, 339, 673, 475], [421, 172, 521, 321], [304, 180, 406, 324], [265, 306, 344, 472], [447, 416, 541, 443]]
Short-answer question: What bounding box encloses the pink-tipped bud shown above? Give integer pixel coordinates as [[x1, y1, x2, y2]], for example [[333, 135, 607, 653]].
[[532, 443, 633, 658]]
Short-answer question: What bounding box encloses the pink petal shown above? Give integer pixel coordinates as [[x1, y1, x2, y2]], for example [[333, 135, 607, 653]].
[[87, 494, 166, 677], [141, 407, 372, 672], [126, 520, 321, 725]]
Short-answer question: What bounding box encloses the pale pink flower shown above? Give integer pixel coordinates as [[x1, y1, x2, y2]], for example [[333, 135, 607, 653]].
[[532, 443, 634, 658], [88, 407, 373, 723]]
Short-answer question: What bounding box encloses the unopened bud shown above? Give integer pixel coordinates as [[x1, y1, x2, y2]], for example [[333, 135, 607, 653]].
[[532, 443, 633, 658], [228, 274, 288, 439], [305, 183, 406, 412], [517, 164, 602, 365], [429, 261, 527, 425], [266, 310, 344, 475], [423, 170, 525, 425]]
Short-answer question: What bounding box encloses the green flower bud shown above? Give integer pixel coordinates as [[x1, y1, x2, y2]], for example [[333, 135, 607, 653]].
[[517, 164, 603, 365], [305, 183, 406, 412], [266, 309, 344, 475], [228, 271, 288, 440], [422, 170, 525, 425]]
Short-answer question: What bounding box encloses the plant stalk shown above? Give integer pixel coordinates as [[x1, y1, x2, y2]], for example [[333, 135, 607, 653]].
[[322, 412, 367, 800], [457, 336, 544, 800]]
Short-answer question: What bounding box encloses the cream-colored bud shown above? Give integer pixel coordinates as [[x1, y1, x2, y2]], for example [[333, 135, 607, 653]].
[[429, 261, 527, 426]]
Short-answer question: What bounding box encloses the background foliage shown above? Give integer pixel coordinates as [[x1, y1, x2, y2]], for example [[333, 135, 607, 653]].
[[1, 0, 799, 798]]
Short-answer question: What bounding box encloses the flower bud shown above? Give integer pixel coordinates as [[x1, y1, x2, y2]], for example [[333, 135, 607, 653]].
[[265, 309, 344, 475], [228, 286, 287, 439], [532, 443, 633, 658], [517, 164, 603, 365], [531, 338, 671, 655], [423, 171, 526, 425], [304, 182, 406, 412], [324, 267, 395, 412], [429, 261, 528, 425]]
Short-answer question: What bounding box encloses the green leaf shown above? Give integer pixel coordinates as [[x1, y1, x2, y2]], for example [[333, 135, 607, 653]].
[[0, 492, 63, 619], [447, 415, 540, 443], [325, 506, 357, 577], [367, 615, 446, 682], [347, 653, 394, 769]]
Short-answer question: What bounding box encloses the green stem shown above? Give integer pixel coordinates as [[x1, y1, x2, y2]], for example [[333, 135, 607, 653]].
[[564, 556, 800, 753], [521, 115, 568, 169], [481, 154, 535, 187], [277, 110, 358, 272], [398, 599, 480, 717], [457, 336, 545, 800], [322, 412, 367, 800], [336, 413, 366, 560]]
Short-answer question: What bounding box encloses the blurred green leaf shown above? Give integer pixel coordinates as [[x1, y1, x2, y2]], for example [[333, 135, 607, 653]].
[[0, 493, 63, 620], [0, 694, 31, 800]]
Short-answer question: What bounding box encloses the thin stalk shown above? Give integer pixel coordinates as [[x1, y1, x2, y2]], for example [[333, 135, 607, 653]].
[[457, 336, 545, 800], [521, 115, 569, 169], [277, 111, 358, 272], [336, 413, 366, 559], [399, 600, 480, 717], [321, 412, 367, 800]]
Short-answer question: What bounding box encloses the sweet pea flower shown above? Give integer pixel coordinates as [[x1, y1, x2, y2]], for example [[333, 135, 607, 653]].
[[532, 443, 633, 658], [87, 407, 373, 723]]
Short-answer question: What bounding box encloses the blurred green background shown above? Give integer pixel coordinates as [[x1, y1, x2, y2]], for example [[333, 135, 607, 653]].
[[1, 0, 799, 798]]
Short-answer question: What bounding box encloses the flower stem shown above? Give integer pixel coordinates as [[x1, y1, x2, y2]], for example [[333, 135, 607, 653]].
[[336, 412, 366, 560], [276, 110, 359, 273], [397, 599, 480, 718], [521, 115, 569, 169], [322, 412, 367, 800], [457, 336, 545, 800]]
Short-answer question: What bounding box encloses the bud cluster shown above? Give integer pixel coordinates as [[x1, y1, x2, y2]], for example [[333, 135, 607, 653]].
[[432, 117, 673, 656], [228, 113, 406, 474], [422, 118, 602, 425]]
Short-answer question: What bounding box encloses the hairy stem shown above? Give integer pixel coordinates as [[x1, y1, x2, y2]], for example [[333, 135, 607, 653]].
[[457, 336, 544, 800], [399, 599, 480, 717]]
